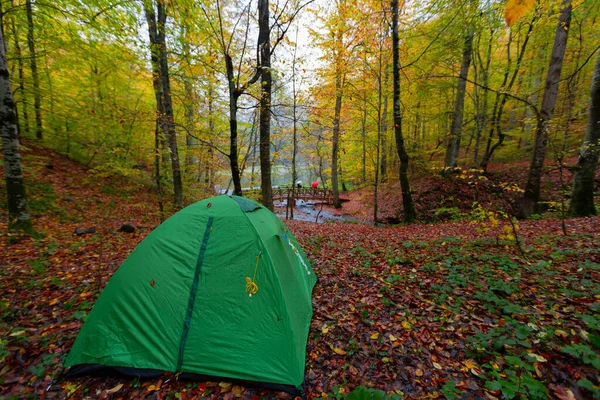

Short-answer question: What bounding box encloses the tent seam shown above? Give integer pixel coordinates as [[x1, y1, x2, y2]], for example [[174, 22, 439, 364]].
[[175, 215, 214, 372]]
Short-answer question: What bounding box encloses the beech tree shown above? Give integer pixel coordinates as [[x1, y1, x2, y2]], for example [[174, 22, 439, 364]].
[[257, 0, 273, 210], [569, 50, 600, 216], [143, 0, 184, 208], [0, 29, 32, 232], [391, 0, 416, 222], [25, 0, 42, 140], [443, 4, 474, 171], [519, 0, 572, 218]]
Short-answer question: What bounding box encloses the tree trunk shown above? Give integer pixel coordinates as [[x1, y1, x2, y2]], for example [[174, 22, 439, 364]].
[[443, 28, 474, 171], [374, 34, 385, 224], [290, 27, 300, 220], [25, 0, 42, 140], [222, 52, 244, 196], [0, 29, 32, 232], [480, 19, 535, 170], [258, 0, 273, 210], [205, 81, 215, 186], [10, 10, 27, 137], [392, 0, 416, 223], [184, 77, 196, 172], [331, 70, 343, 209], [361, 89, 367, 184], [569, 50, 600, 216], [380, 66, 389, 181], [473, 30, 493, 166], [143, 0, 183, 208], [330, 6, 344, 210], [519, 0, 572, 218], [154, 119, 164, 222]]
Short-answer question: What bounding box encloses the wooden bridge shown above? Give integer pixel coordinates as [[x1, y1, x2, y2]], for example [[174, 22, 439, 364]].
[[244, 187, 335, 205], [272, 187, 335, 204]]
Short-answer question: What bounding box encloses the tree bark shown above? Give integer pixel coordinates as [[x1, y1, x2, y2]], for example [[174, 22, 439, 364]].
[[25, 0, 42, 140], [380, 65, 389, 181], [392, 0, 416, 223], [143, 0, 183, 208], [290, 27, 300, 220], [0, 29, 32, 232], [205, 80, 215, 186], [331, 70, 343, 209], [569, 50, 600, 216], [480, 19, 535, 171], [258, 0, 273, 210], [11, 4, 29, 136], [443, 28, 474, 171], [330, 2, 344, 209], [224, 54, 243, 196], [473, 30, 493, 166], [519, 0, 572, 218], [361, 83, 367, 184]]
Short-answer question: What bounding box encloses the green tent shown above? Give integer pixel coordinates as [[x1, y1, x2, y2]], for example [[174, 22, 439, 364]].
[[65, 195, 317, 394]]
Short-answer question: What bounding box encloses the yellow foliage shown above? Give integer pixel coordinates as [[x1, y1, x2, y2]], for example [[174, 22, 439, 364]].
[[505, 0, 536, 27]]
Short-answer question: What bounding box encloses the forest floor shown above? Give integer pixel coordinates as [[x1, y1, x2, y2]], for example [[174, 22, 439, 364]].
[[1, 143, 600, 399]]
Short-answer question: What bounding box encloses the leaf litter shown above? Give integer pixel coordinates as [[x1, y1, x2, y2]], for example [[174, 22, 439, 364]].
[[1, 144, 600, 399]]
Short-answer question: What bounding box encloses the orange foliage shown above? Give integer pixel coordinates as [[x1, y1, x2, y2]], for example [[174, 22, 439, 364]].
[[505, 0, 536, 26]]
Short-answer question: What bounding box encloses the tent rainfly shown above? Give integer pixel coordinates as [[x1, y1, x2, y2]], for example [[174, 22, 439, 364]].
[[65, 195, 317, 394]]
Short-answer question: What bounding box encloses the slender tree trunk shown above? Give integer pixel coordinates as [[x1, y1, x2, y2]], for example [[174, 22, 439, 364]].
[[520, 0, 572, 218], [374, 34, 385, 224], [25, 0, 42, 140], [392, 0, 416, 223], [290, 27, 300, 220], [154, 121, 164, 222], [184, 77, 196, 172], [381, 66, 389, 181], [569, 50, 600, 216], [181, 29, 196, 175], [11, 7, 29, 136], [0, 29, 32, 232], [522, 45, 546, 150], [480, 19, 535, 170], [258, 0, 273, 210], [222, 53, 244, 196], [444, 27, 474, 171], [331, 70, 343, 209], [143, 0, 183, 208], [473, 29, 493, 166], [205, 81, 215, 186], [330, 5, 344, 209], [361, 48, 367, 184]]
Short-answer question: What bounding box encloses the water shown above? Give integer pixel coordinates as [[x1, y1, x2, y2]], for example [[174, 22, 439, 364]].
[[275, 200, 359, 223]]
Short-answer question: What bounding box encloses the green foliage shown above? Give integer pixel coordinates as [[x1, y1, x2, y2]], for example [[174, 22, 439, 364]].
[[434, 207, 464, 222], [561, 344, 600, 370], [345, 386, 402, 400], [578, 379, 600, 398], [440, 381, 461, 400]]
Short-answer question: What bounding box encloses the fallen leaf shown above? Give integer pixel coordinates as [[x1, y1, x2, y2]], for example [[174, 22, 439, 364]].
[[527, 352, 547, 362], [106, 383, 123, 394]]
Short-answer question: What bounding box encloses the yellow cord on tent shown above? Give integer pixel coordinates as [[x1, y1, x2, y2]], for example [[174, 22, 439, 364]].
[[245, 252, 261, 297]]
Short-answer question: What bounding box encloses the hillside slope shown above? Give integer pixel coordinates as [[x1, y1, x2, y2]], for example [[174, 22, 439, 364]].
[[1, 143, 600, 399]]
